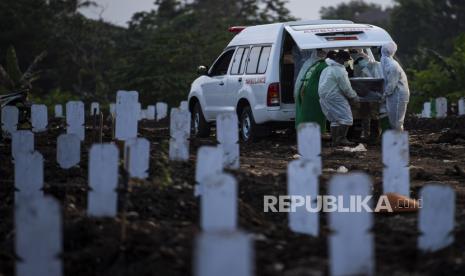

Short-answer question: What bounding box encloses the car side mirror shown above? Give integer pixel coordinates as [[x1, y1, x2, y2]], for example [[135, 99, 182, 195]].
[[197, 65, 208, 76]]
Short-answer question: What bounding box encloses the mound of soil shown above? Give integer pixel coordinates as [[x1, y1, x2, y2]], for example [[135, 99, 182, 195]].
[[1, 117, 465, 275]]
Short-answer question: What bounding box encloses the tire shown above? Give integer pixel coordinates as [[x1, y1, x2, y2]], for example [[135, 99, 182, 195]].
[[192, 102, 211, 138], [240, 106, 260, 143]]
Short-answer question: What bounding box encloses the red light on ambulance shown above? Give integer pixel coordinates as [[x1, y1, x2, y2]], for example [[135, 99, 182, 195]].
[[228, 26, 247, 34], [267, 83, 280, 107], [326, 36, 359, 41]]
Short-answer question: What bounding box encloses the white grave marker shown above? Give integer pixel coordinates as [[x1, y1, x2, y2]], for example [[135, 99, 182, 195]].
[[217, 113, 239, 169], [139, 109, 147, 120], [16, 196, 62, 276], [66, 101, 85, 141], [418, 184, 455, 252], [31, 104, 48, 132], [297, 123, 322, 175], [156, 102, 168, 121], [115, 91, 140, 141], [88, 144, 119, 217], [124, 138, 150, 179], [12, 130, 34, 162], [54, 104, 63, 118], [147, 105, 156, 120], [169, 108, 191, 161], [422, 102, 431, 118], [435, 97, 447, 118], [1, 105, 19, 136], [180, 101, 188, 111], [328, 173, 374, 276], [458, 98, 465, 116], [201, 173, 237, 231], [195, 146, 223, 196], [195, 231, 253, 276], [382, 130, 410, 197], [109, 103, 116, 117], [90, 102, 100, 115], [287, 159, 319, 236], [57, 134, 81, 169], [15, 151, 43, 203]]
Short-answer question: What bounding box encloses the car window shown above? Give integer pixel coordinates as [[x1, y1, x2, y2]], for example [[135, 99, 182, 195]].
[[239, 47, 250, 74], [210, 49, 235, 77], [257, 46, 271, 74], [246, 46, 262, 74], [231, 48, 244, 75]]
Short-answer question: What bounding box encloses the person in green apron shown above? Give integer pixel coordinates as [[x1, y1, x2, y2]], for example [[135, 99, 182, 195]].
[[295, 50, 335, 132]]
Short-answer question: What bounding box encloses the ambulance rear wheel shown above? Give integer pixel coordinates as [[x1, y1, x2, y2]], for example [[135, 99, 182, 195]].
[[240, 106, 259, 143], [192, 102, 210, 138]]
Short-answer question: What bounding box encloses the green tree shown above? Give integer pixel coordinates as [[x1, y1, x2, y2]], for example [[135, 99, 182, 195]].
[[320, 0, 390, 28]]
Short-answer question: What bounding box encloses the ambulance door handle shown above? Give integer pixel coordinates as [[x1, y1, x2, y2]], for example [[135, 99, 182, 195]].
[[219, 81, 225, 86], [238, 77, 242, 83]]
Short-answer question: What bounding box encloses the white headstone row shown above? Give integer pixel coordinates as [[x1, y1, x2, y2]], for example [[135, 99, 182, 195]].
[[124, 138, 150, 179], [418, 184, 455, 252], [297, 123, 322, 175], [195, 146, 223, 196], [382, 130, 410, 197], [156, 102, 168, 121], [1, 106, 19, 137], [458, 98, 465, 116], [169, 108, 191, 161], [88, 144, 119, 217], [328, 173, 374, 276], [31, 104, 48, 132], [66, 101, 85, 141], [115, 90, 140, 141], [16, 196, 62, 276], [54, 104, 63, 118], [216, 113, 239, 169]]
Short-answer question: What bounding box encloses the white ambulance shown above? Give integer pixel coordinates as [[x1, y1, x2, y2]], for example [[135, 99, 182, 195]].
[[187, 20, 394, 141]]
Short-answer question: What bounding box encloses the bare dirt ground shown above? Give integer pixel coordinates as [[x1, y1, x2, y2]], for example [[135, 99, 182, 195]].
[[1, 116, 465, 276]]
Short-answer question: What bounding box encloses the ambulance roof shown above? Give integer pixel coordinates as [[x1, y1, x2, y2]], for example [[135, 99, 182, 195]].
[[227, 20, 393, 49]]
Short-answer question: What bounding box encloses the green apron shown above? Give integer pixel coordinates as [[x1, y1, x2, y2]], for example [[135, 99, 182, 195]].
[[295, 60, 328, 132]]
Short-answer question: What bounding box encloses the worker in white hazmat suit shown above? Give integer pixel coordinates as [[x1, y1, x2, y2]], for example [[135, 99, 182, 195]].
[[381, 42, 410, 131], [319, 51, 360, 146]]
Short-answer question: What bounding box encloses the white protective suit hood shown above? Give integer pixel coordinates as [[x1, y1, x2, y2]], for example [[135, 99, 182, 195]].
[[381, 42, 398, 58]]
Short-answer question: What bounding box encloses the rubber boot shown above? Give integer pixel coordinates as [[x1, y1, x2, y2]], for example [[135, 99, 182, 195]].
[[339, 125, 356, 146], [331, 126, 340, 147], [360, 119, 370, 140]]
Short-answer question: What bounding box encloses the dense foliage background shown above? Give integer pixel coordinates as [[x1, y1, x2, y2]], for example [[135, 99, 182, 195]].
[[1, 0, 464, 112]]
